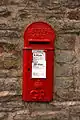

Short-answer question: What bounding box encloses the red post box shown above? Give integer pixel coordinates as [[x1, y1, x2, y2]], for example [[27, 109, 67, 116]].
[[22, 22, 55, 102]]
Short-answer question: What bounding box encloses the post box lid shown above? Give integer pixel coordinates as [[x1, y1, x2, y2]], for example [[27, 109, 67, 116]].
[[24, 21, 55, 47]]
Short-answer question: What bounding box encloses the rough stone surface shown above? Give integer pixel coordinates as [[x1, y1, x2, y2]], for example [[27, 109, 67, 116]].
[[0, 96, 80, 120], [55, 34, 76, 50], [0, 112, 8, 120], [55, 50, 75, 63], [0, 0, 80, 119], [55, 63, 73, 77], [54, 78, 77, 101]]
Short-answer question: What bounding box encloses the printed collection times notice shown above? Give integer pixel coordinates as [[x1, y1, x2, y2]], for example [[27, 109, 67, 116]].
[[32, 50, 46, 78]]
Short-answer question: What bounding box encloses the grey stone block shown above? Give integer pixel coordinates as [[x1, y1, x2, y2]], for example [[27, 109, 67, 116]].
[[55, 34, 76, 50], [55, 63, 73, 77], [55, 50, 75, 63], [0, 78, 21, 94]]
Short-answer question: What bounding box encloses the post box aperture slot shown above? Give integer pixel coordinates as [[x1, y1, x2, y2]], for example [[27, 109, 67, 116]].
[[28, 39, 50, 44]]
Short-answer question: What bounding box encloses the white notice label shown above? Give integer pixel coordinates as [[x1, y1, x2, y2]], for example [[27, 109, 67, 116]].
[[32, 50, 46, 78]]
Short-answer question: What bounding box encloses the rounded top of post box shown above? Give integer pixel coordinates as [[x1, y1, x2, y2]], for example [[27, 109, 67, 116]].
[[24, 21, 55, 46]]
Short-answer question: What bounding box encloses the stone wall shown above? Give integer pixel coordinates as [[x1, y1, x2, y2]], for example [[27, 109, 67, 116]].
[[0, 0, 80, 119]]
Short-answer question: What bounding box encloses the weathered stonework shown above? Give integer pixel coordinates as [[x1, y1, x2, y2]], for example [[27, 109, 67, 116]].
[[0, 0, 80, 119], [55, 34, 76, 50]]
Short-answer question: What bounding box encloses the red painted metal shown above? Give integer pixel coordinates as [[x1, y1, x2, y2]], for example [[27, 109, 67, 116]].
[[22, 21, 55, 102]]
